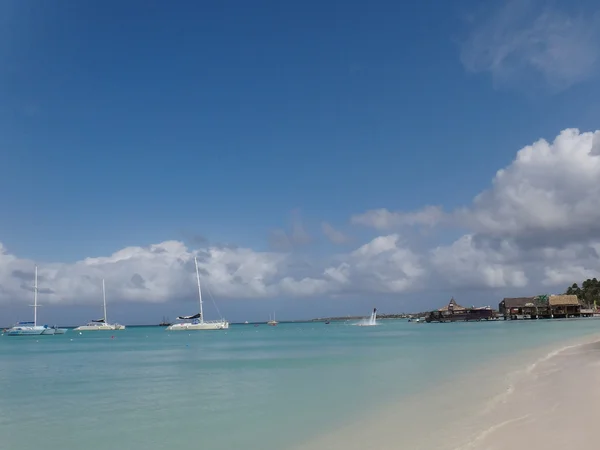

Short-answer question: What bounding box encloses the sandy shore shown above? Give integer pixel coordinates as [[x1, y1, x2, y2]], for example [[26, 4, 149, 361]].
[[292, 333, 600, 450]]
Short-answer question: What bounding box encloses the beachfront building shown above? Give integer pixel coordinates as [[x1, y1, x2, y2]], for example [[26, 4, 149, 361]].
[[425, 298, 496, 322], [499, 296, 553, 320], [548, 295, 581, 318], [500, 294, 588, 319], [499, 297, 536, 320]]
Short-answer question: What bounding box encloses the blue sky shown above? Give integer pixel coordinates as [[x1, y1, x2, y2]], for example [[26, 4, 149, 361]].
[[1, 0, 600, 325]]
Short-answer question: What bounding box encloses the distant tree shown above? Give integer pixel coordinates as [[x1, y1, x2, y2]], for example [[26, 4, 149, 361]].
[[565, 278, 600, 308]]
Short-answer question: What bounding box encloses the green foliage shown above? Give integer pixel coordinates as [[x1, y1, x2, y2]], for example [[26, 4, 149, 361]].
[[565, 278, 600, 307]]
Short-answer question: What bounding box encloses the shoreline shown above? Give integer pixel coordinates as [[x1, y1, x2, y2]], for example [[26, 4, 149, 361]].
[[292, 332, 600, 450]]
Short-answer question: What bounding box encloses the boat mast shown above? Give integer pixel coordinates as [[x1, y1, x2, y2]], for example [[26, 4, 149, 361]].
[[33, 265, 38, 326], [102, 279, 108, 324], [194, 257, 204, 324]]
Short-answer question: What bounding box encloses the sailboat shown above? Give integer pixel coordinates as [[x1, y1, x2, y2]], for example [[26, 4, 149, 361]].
[[159, 316, 172, 327], [6, 266, 55, 336], [166, 257, 229, 331], [267, 312, 278, 326], [74, 279, 125, 331]]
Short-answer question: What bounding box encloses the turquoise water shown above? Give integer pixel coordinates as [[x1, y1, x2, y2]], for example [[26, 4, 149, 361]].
[[1, 319, 599, 449]]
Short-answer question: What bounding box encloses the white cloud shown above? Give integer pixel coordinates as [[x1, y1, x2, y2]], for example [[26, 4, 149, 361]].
[[321, 222, 351, 245], [351, 206, 444, 230], [348, 128, 600, 293], [461, 0, 600, 90], [0, 233, 427, 306], [456, 129, 600, 244], [591, 133, 600, 156], [429, 128, 600, 291], [323, 235, 425, 294], [3, 130, 600, 307], [431, 235, 528, 289], [542, 265, 598, 287], [538, 241, 600, 286], [0, 241, 290, 305]]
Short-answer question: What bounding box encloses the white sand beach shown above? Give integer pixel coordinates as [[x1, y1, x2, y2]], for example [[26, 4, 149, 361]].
[[293, 334, 600, 450]]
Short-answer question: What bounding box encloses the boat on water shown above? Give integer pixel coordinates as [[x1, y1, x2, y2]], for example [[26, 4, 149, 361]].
[[166, 257, 229, 331], [7, 321, 55, 336], [74, 279, 125, 331], [267, 312, 278, 326], [159, 316, 172, 327], [49, 326, 68, 334], [6, 266, 57, 336]]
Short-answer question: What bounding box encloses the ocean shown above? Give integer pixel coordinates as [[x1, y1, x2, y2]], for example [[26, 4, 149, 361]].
[[1, 318, 600, 450]]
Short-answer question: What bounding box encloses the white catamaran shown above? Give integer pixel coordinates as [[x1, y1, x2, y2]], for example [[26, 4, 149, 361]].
[[267, 312, 278, 326], [6, 265, 56, 336], [74, 279, 125, 331], [166, 257, 229, 331]]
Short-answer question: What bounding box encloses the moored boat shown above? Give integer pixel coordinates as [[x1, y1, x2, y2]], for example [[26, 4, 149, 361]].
[[6, 266, 57, 336], [74, 279, 125, 331], [166, 257, 229, 331]]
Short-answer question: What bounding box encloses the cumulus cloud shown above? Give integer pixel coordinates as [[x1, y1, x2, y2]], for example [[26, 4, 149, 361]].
[[430, 235, 600, 292], [592, 133, 600, 156], [351, 206, 444, 230], [321, 222, 351, 245], [349, 128, 600, 293], [0, 241, 287, 305], [430, 128, 600, 291], [461, 0, 600, 90], [431, 235, 528, 289], [2, 129, 600, 306], [0, 234, 427, 306], [456, 129, 600, 245], [323, 235, 425, 294]]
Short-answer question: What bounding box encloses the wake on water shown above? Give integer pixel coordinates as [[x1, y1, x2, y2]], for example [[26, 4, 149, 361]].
[[355, 308, 378, 326]]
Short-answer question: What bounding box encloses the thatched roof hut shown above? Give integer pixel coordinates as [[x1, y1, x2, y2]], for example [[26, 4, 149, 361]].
[[438, 297, 466, 312], [549, 295, 580, 306]]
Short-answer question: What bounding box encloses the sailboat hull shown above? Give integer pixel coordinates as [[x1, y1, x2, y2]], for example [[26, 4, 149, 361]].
[[6, 326, 50, 336], [74, 324, 125, 331], [166, 321, 229, 331]]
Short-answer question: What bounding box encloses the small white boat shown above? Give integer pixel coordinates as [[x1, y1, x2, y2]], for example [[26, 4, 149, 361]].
[[74, 279, 125, 331], [166, 257, 229, 331], [6, 266, 56, 336]]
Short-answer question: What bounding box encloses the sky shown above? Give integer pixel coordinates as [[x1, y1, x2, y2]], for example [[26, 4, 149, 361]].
[[1, 0, 600, 325]]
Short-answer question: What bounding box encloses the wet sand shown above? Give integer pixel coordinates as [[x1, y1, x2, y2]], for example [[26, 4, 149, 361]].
[[293, 334, 600, 450]]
